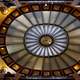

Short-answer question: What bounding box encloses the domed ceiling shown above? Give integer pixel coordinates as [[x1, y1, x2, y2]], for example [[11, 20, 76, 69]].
[[0, 3, 80, 77]]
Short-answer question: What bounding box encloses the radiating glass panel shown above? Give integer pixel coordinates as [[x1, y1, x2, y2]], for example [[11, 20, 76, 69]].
[[69, 29, 80, 37], [66, 20, 80, 32], [49, 58, 59, 70], [6, 44, 24, 54], [50, 11, 59, 24], [70, 38, 80, 45], [25, 57, 38, 69], [10, 20, 27, 32], [43, 58, 50, 70], [34, 12, 42, 24], [25, 13, 37, 25], [66, 50, 80, 61], [11, 50, 27, 61], [55, 12, 67, 25], [68, 45, 80, 53], [43, 11, 50, 23], [16, 15, 32, 27], [6, 36, 23, 44], [17, 54, 32, 66], [7, 27, 24, 37], [33, 58, 43, 70], [61, 15, 76, 27], [61, 53, 77, 66], [56, 56, 69, 69]]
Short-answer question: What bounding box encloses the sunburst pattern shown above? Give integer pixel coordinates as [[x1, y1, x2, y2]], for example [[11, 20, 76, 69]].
[[25, 24, 68, 57], [6, 11, 80, 70], [0, 4, 80, 77]]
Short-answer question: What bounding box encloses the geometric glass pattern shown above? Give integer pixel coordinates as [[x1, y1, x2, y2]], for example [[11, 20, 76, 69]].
[[0, 3, 80, 77], [25, 24, 68, 57]]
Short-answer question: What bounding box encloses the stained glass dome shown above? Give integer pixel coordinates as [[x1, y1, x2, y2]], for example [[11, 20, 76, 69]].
[[0, 3, 80, 77]]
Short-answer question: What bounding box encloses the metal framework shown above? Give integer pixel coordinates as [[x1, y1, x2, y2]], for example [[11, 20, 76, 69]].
[[0, 3, 80, 77]]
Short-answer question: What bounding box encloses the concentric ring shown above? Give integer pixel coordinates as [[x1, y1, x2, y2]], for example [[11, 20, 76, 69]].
[[0, 4, 80, 77], [24, 24, 68, 57]]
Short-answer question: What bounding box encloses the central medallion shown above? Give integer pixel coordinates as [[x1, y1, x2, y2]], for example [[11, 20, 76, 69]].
[[24, 24, 68, 57], [40, 35, 53, 47]]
